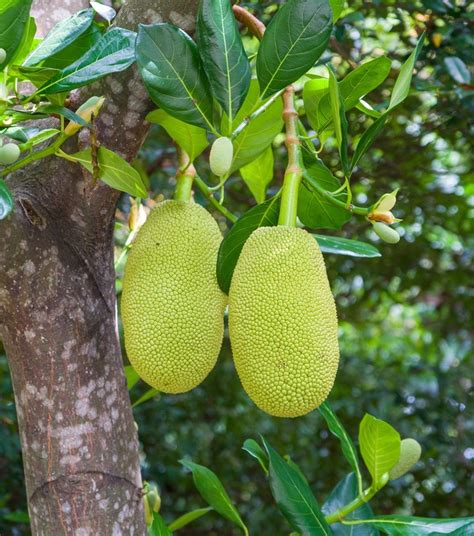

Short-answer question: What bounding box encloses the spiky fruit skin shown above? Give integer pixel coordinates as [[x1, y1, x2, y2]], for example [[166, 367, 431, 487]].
[[389, 438, 422, 480], [229, 226, 339, 417], [121, 200, 227, 394]]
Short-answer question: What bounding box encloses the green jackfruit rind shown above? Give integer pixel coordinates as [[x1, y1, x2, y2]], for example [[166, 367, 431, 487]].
[[121, 200, 227, 394], [389, 438, 422, 480], [229, 226, 339, 417]]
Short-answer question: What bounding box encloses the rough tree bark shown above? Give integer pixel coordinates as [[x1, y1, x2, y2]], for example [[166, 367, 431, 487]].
[[0, 0, 199, 534]]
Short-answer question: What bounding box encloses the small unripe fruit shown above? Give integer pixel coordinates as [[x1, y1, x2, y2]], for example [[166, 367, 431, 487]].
[[389, 438, 422, 480], [0, 143, 21, 165], [0, 48, 6, 65], [209, 136, 233, 177], [373, 222, 400, 244], [0, 83, 8, 101]]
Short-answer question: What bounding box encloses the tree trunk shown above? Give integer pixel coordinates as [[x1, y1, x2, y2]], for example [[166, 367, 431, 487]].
[[0, 1, 199, 534]]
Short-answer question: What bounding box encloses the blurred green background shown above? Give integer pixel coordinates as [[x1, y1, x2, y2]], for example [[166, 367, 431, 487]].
[[1, 0, 472, 534]]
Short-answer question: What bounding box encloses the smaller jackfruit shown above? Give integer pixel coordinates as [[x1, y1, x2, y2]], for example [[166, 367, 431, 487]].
[[389, 438, 422, 480], [373, 221, 400, 244], [121, 200, 227, 394], [229, 226, 339, 418], [0, 143, 20, 165], [209, 137, 233, 177]]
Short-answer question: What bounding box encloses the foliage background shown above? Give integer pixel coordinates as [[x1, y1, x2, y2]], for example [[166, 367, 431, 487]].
[[1, 0, 472, 534]]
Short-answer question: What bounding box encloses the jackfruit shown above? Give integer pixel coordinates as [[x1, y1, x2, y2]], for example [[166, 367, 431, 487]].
[[389, 438, 421, 480], [229, 226, 339, 417], [209, 136, 233, 177], [121, 200, 227, 393]]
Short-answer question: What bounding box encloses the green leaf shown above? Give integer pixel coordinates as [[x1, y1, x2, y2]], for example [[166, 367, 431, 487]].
[[242, 439, 268, 474], [303, 77, 329, 132], [298, 161, 350, 230], [318, 403, 363, 491], [10, 16, 37, 66], [21, 129, 60, 148], [330, 0, 346, 21], [38, 27, 136, 94], [359, 414, 401, 485], [0, 0, 33, 66], [124, 365, 140, 390], [239, 146, 274, 204], [350, 114, 387, 171], [168, 507, 213, 532], [197, 0, 251, 129], [322, 473, 378, 535], [314, 235, 381, 258], [256, 0, 333, 98], [72, 147, 148, 198], [230, 96, 283, 172], [0, 179, 14, 220], [8, 65, 60, 87], [444, 56, 471, 85], [147, 512, 172, 536], [3, 511, 30, 523], [146, 109, 209, 162], [37, 105, 90, 128], [388, 33, 425, 110], [216, 196, 280, 294], [356, 99, 382, 119], [180, 460, 248, 534], [136, 23, 215, 132], [132, 388, 160, 408], [328, 69, 349, 176], [228, 79, 260, 131], [24, 9, 95, 66], [343, 516, 474, 535], [262, 437, 332, 536]]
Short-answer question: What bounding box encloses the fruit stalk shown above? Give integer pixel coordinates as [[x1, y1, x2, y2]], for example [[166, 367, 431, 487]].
[[278, 86, 303, 227], [174, 149, 195, 203]]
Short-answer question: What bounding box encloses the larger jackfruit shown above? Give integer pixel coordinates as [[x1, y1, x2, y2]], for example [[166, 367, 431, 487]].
[[229, 226, 339, 417], [121, 200, 226, 394]]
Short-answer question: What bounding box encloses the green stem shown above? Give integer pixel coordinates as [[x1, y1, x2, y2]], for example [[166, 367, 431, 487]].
[[278, 87, 303, 227], [174, 149, 194, 203], [302, 170, 369, 216], [231, 89, 284, 140], [194, 174, 237, 223], [324, 486, 377, 525]]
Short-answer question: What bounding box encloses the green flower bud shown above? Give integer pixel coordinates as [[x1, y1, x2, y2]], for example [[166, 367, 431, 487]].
[[373, 221, 400, 244], [389, 438, 422, 480], [0, 48, 6, 65], [209, 136, 233, 177], [0, 143, 21, 165], [65, 96, 105, 135], [143, 482, 161, 525]]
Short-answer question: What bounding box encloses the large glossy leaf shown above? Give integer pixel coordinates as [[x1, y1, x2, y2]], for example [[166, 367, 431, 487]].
[[180, 460, 248, 534], [136, 24, 215, 131], [314, 235, 381, 258], [230, 96, 283, 172], [322, 473, 378, 535], [10, 16, 36, 66], [344, 516, 474, 535], [147, 513, 172, 536], [444, 56, 471, 84], [216, 196, 280, 294], [24, 9, 95, 66], [72, 147, 147, 198], [38, 27, 136, 94], [388, 33, 425, 110], [262, 438, 332, 536], [318, 403, 363, 490], [228, 79, 260, 131], [316, 57, 391, 129], [298, 161, 350, 230], [0, 0, 33, 66], [168, 507, 213, 531], [146, 109, 209, 162], [256, 0, 333, 98], [0, 179, 14, 220], [303, 77, 329, 132], [359, 414, 401, 485], [239, 146, 274, 204], [328, 69, 349, 176], [330, 0, 346, 21], [197, 0, 251, 129]]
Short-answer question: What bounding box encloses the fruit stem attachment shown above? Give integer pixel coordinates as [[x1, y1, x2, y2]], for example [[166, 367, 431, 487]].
[[174, 149, 194, 203], [193, 174, 237, 223], [278, 86, 303, 227], [324, 484, 378, 525]]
